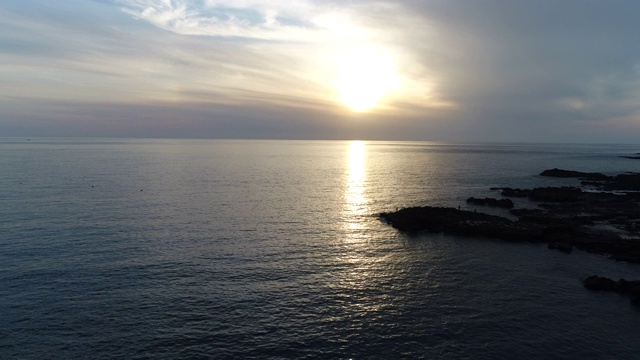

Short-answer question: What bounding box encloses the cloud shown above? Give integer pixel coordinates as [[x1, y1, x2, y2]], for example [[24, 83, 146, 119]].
[[116, 0, 443, 111], [394, 1, 640, 139], [2, 0, 640, 142], [118, 0, 362, 42]]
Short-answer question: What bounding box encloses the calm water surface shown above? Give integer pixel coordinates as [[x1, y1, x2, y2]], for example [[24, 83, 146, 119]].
[[1, 139, 640, 359]]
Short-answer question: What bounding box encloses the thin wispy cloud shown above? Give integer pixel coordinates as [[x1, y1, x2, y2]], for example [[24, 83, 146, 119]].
[[115, 0, 439, 112], [119, 0, 369, 43]]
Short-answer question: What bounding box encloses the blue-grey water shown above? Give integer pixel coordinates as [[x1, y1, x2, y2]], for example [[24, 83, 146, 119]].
[[1, 138, 640, 359]]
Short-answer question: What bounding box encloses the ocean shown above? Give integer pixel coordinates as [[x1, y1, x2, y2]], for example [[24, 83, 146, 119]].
[[1, 138, 639, 359]]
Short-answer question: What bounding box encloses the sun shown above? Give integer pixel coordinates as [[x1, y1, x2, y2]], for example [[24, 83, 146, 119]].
[[335, 46, 398, 112]]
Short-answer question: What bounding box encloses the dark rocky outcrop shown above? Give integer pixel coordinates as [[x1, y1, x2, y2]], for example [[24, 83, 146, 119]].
[[382, 203, 640, 262], [381, 168, 640, 263], [381, 167, 640, 308], [381, 206, 543, 242], [583, 275, 640, 306], [621, 153, 640, 160], [466, 197, 514, 209], [540, 168, 611, 181], [492, 187, 530, 198], [541, 168, 640, 191], [529, 187, 583, 202], [604, 173, 640, 191], [380, 206, 528, 238]]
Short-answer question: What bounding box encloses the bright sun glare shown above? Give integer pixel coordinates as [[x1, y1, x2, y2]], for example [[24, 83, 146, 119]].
[[336, 47, 398, 112]]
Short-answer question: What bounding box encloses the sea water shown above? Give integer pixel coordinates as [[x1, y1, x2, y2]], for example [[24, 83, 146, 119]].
[[1, 138, 639, 359]]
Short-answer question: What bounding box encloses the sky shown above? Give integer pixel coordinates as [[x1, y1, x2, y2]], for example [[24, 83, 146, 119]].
[[2, 0, 640, 143]]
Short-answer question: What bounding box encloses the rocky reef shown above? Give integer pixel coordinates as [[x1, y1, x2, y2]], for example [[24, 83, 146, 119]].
[[381, 167, 640, 306], [381, 168, 640, 263], [540, 168, 610, 181], [540, 167, 640, 191]]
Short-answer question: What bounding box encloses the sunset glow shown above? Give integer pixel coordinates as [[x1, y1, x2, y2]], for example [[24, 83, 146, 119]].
[[1, 1, 639, 142], [335, 47, 399, 112]]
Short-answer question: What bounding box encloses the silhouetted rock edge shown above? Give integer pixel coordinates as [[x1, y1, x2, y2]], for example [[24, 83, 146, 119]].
[[583, 275, 640, 306], [380, 169, 640, 264]]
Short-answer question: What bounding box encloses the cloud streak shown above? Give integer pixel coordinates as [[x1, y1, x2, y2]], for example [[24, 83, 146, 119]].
[[116, 0, 440, 110], [119, 0, 320, 41], [118, 0, 401, 43]]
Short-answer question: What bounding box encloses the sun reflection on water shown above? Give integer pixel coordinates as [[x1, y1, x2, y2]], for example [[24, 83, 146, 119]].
[[344, 141, 368, 234], [339, 140, 373, 294], [338, 141, 393, 317], [340, 140, 377, 281]]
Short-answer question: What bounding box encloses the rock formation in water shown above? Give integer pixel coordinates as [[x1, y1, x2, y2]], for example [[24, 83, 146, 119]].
[[381, 168, 640, 263], [583, 275, 640, 306], [540, 168, 611, 181], [621, 153, 640, 160]]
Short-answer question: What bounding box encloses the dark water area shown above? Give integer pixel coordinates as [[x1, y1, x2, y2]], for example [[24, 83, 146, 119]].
[[1, 138, 639, 359]]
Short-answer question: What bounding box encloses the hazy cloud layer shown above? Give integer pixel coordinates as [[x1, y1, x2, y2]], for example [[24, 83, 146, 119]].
[[1, 0, 639, 142]]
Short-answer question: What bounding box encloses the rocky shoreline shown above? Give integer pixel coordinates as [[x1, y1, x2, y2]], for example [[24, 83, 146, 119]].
[[380, 167, 640, 305], [381, 168, 640, 261]]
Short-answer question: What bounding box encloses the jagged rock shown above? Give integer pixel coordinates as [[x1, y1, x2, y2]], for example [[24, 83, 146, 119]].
[[466, 197, 514, 209]]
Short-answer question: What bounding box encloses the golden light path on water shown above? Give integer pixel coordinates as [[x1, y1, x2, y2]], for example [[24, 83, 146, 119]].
[[345, 140, 368, 233], [337, 141, 380, 310], [339, 140, 401, 317]]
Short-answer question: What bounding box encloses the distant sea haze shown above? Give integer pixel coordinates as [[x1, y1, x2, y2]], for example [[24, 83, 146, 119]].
[[1, 138, 639, 359]]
